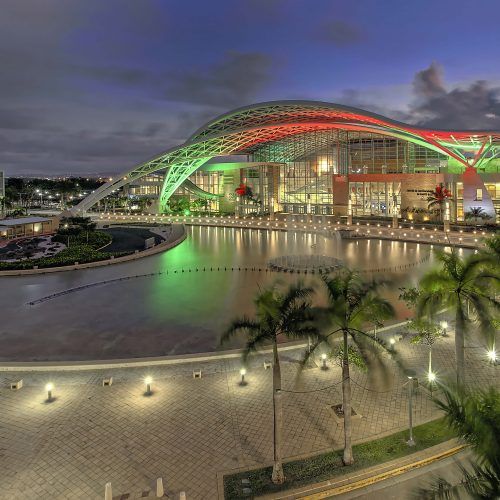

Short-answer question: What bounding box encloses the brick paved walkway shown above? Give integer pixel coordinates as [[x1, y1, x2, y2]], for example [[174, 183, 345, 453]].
[[0, 323, 498, 499]]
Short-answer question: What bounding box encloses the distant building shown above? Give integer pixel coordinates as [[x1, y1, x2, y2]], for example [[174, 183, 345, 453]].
[[0, 216, 59, 240]]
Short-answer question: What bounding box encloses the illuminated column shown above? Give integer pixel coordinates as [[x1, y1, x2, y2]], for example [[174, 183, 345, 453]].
[[347, 195, 352, 225], [443, 198, 450, 232], [392, 193, 399, 229], [270, 197, 275, 221]]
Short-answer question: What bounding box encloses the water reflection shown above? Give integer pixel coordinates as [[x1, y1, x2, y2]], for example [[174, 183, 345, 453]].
[[0, 227, 453, 361]]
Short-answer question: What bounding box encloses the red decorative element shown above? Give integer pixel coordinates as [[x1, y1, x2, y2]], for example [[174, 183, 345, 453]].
[[432, 183, 453, 201], [235, 183, 250, 197]]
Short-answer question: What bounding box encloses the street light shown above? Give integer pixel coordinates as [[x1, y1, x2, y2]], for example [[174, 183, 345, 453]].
[[405, 369, 417, 446]]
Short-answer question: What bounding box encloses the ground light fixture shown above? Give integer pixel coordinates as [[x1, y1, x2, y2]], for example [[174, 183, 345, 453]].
[[144, 376, 153, 395], [440, 320, 448, 337], [321, 353, 328, 370], [389, 337, 396, 351], [239, 368, 246, 385], [427, 371, 436, 383], [45, 383, 54, 402], [487, 349, 497, 364]]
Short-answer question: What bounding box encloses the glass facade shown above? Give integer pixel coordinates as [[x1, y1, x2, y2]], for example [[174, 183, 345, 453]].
[[252, 130, 445, 215], [349, 181, 401, 216], [124, 130, 499, 222]]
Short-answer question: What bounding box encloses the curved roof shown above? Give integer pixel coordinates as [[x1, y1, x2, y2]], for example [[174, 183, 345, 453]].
[[73, 100, 500, 214], [190, 100, 500, 143]]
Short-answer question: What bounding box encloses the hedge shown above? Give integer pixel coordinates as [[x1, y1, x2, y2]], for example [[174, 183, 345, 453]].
[[0, 245, 129, 270]]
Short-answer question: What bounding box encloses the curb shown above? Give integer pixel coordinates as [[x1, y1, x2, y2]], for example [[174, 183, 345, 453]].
[[253, 442, 466, 500], [297, 445, 465, 499]]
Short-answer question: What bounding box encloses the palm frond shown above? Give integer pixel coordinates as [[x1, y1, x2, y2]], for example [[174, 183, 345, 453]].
[[219, 316, 261, 346], [279, 281, 315, 315], [241, 329, 273, 363], [349, 330, 393, 390]]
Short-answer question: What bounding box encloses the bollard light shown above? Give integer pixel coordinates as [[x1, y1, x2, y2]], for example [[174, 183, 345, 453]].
[[105, 482, 113, 500], [389, 337, 396, 351], [440, 320, 448, 337], [145, 376, 153, 395], [321, 353, 327, 370], [156, 477, 164, 497], [239, 368, 246, 385], [45, 383, 54, 401], [427, 371, 436, 383], [487, 349, 497, 363]]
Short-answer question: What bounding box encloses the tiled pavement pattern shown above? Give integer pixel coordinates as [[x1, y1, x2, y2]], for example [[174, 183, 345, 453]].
[[0, 323, 498, 499]]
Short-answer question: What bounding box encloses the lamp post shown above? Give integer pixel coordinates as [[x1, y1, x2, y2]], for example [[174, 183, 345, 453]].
[[405, 369, 416, 446]]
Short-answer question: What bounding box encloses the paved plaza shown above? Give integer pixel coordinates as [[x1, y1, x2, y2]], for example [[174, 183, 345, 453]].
[[0, 323, 498, 499]]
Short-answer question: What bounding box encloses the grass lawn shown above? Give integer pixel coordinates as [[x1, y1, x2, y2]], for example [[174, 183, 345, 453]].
[[223, 418, 456, 499]]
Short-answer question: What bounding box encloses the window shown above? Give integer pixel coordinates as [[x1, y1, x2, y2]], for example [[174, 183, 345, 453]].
[[476, 188, 483, 201]]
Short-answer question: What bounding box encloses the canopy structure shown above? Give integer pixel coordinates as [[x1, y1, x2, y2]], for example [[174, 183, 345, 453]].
[[72, 100, 500, 214]]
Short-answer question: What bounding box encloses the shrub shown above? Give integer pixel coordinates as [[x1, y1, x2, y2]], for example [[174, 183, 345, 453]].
[[0, 245, 129, 270]]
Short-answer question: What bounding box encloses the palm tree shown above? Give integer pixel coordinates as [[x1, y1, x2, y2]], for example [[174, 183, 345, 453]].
[[482, 233, 500, 263], [417, 249, 499, 387], [305, 270, 395, 465], [465, 206, 488, 224], [427, 183, 453, 223], [418, 385, 500, 498], [220, 282, 317, 484]]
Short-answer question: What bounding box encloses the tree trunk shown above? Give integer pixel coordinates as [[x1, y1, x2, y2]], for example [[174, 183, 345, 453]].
[[342, 330, 354, 465], [455, 301, 466, 388], [428, 347, 432, 375], [271, 340, 285, 484]]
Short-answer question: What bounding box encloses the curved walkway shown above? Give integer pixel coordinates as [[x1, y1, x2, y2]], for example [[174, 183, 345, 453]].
[[94, 213, 491, 250]]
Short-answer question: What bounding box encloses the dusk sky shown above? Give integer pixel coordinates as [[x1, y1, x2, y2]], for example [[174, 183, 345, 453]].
[[3, 0, 500, 176]]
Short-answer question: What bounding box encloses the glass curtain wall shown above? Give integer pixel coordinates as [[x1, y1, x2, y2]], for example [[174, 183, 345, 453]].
[[253, 130, 348, 215], [348, 133, 446, 173], [349, 181, 401, 216], [174, 171, 223, 212], [252, 130, 447, 215]]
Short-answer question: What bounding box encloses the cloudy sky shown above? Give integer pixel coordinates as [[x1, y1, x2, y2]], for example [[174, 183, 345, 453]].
[[3, 0, 500, 176]]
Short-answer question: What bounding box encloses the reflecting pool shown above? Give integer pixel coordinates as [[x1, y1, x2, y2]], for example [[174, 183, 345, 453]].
[[0, 226, 465, 361]]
